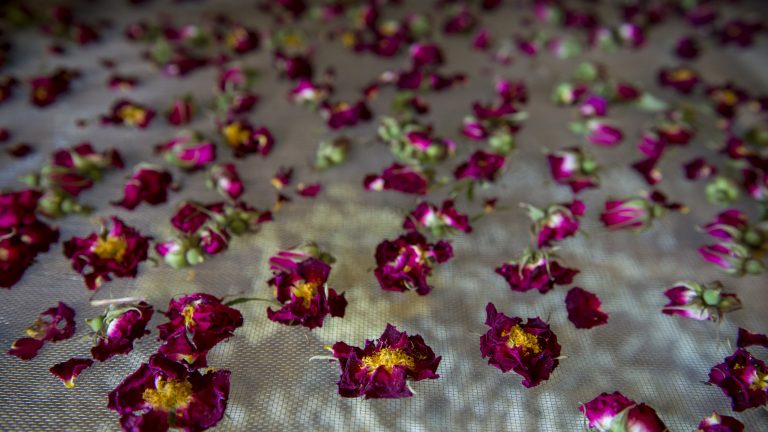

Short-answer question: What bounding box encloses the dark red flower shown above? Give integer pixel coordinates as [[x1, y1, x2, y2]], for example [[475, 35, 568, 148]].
[[113, 165, 174, 210], [697, 412, 744, 432], [658, 66, 700, 94], [403, 200, 472, 237], [717, 19, 761, 47], [374, 231, 452, 296], [330, 324, 440, 399], [579, 391, 667, 431], [101, 99, 156, 128], [29, 68, 79, 107], [50, 358, 94, 388], [683, 157, 717, 180], [220, 119, 274, 158], [157, 293, 243, 368], [565, 287, 608, 329], [454, 150, 506, 182], [108, 354, 230, 431], [166, 96, 194, 125], [737, 328, 768, 349], [63, 217, 151, 290], [223, 24, 260, 54], [364, 163, 429, 195], [89, 302, 154, 362], [547, 147, 600, 193], [526, 200, 584, 248], [708, 348, 768, 412], [480, 303, 560, 388], [274, 51, 314, 81], [495, 249, 578, 294], [267, 252, 347, 329], [8, 302, 76, 360], [321, 100, 372, 129], [0, 76, 18, 103], [674, 36, 700, 59]]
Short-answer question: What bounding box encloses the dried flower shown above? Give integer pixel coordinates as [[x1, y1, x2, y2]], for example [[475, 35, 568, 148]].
[[114, 165, 174, 210], [374, 231, 453, 295], [88, 302, 154, 361], [50, 358, 94, 388], [495, 248, 578, 294], [709, 348, 768, 412], [8, 302, 76, 360], [579, 391, 668, 431]]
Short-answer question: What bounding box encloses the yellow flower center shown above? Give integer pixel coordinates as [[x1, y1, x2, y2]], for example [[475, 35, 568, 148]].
[[341, 31, 356, 48], [223, 123, 250, 147], [291, 282, 318, 307], [142, 378, 193, 412], [118, 105, 148, 126], [503, 325, 541, 354], [361, 347, 415, 373], [182, 304, 196, 327], [226, 28, 248, 48], [0, 247, 9, 261], [671, 68, 694, 81], [25, 319, 47, 338], [282, 33, 304, 49], [92, 235, 128, 261], [714, 90, 738, 106], [35, 87, 49, 101], [751, 372, 768, 391]]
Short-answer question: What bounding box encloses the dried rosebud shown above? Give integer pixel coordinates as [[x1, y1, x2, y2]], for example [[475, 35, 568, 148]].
[[321, 100, 372, 129], [707, 84, 748, 119], [579, 392, 668, 431], [599, 192, 682, 231], [63, 217, 151, 290], [495, 248, 578, 294], [565, 287, 609, 329], [166, 95, 194, 125], [207, 163, 244, 200], [586, 120, 623, 147], [683, 158, 717, 180], [108, 354, 231, 430], [220, 120, 274, 158], [403, 200, 472, 237], [658, 66, 700, 94], [155, 132, 217, 170], [706, 177, 740, 205], [662, 281, 741, 322], [374, 231, 452, 296], [364, 163, 429, 195], [330, 324, 440, 399], [50, 358, 93, 388], [454, 150, 506, 182], [708, 348, 768, 412], [525, 200, 584, 248], [579, 95, 608, 118], [89, 302, 153, 361], [113, 164, 174, 210], [547, 147, 599, 193], [480, 303, 561, 388]]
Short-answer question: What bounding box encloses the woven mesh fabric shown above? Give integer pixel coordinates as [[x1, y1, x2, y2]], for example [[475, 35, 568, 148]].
[[1, 0, 767, 431]]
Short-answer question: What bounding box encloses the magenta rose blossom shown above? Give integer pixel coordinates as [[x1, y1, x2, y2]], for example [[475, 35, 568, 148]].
[[525, 200, 585, 248], [207, 163, 244, 200], [157, 293, 243, 369], [114, 164, 174, 210], [220, 119, 274, 158], [696, 412, 744, 432], [579, 391, 668, 432], [586, 120, 624, 147], [108, 354, 230, 432], [364, 163, 429, 195], [480, 303, 561, 388], [329, 324, 440, 399], [374, 231, 453, 295], [63, 217, 151, 290], [29, 68, 79, 107], [101, 99, 156, 128], [495, 248, 579, 294], [565, 287, 609, 329], [266, 251, 347, 329], [662, 280, 741, 322], [155, 132, 217, 170], [50, 358, 94, 388], [454, 150, 506, 182], [88, 302, 154, 361], [8, 302, 76, 360], [546, 147, 599, 193], [403, 200, 472, 237], [708, 348, 768, 412], [600, 191, 684, 231], [320, 100, 372, 129]]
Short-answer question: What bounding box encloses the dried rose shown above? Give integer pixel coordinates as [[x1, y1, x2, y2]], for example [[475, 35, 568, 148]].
[[50, 358, 93, 388], [113, 164, 174, 210], [403, 200, 471, 237], [547, 147, 599, 193], [88, 302, 153, 361], [480, 303, 561, 388], [662, 280, 741, 322], [658, 66, 700, 94], [364, 163, 429, 195], [155, 131, 217, 170], [709, 348, 768, 411], [454, 150, 506, 182], [101, 99, 155, 128], [330, 324, 440, 399], [374, 231, 453, 296], [207, 163, 244, 200], [220, 119, 274, 158], [495, 248, 578, 294], [524, 200, 584, 248], [8, 302, 76, 360]]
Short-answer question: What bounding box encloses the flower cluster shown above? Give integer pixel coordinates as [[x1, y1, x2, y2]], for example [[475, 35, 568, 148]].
[[156, 293, 243, 368], [480, 303, 561, 388], [662, 280, 742, 322], [495, 248, 578, 294], [88, 302, 154, 361], [8, 302, 76, 360], [0, 190, 59, 288], [378, 117, 455, 166], [22, 142, 124, 218], [403, 200, 472, 238], [374, 231, 453, 295], [698, 209, 766, 276], [155, 201, 271, 269], [113, 164, 174, 210], [330, 324, 441, 399], [63, 217, 151, 290], [266, 249, 347, 329], [579, 391, 667, 432]]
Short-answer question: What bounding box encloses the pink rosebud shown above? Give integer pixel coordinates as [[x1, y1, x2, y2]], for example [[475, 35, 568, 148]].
[[208, 163, 244, 200], [579, 392, 667, 432], [662, 281, 741, 321], [587, 120, 623, 146], [166, 96, 194, 125]]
